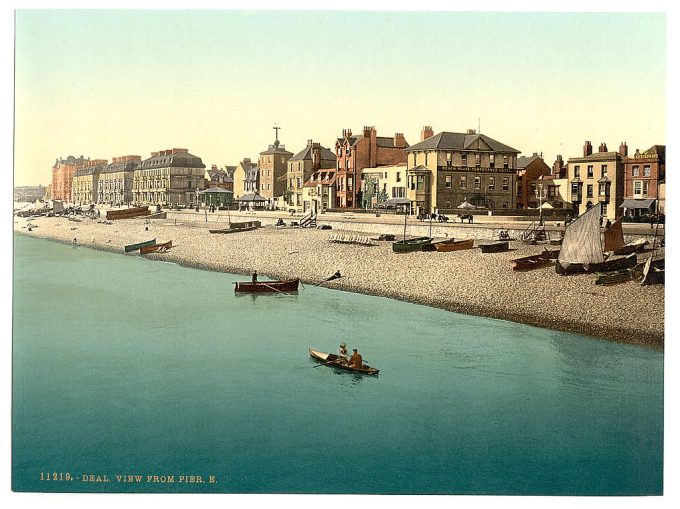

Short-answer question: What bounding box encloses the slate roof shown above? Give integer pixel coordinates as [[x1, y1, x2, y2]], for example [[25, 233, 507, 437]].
[[304, 169, 337, 187], [405, 132, 520, 154], [336, 135, 409, 149], [516, 155, 541, 169], [102, 159, 141, 174], [140, 151, 206, 170], [74, 164, 106, 176], [290, 144, 337, 162]]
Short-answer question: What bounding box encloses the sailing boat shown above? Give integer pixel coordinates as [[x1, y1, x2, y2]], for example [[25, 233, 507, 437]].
[[603, 218, 648, 255], [556, 206, 637, 274], [391, 200, 433, 253]]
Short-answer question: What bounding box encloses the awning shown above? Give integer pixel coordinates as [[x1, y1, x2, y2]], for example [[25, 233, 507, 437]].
[[619, 198, 655, 209]]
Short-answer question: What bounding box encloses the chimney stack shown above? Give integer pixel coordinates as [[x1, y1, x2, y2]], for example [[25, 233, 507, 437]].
[[583, 141, 592, 157], [598, 142, 608, 153], [151, 152, 159, 157], [342, 128, 352, 138], [552, 155, 565, 178], [243, 158, 251, 165], [421, 126, 434, 141], [619, 142, 628, 157], [394, 132, 406, 148], [467, 129, 477, 134], [363, 126, 375, 138]]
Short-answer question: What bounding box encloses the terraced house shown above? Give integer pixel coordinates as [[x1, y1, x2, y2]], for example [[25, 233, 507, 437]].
[[98, 155, 141, 205], [232, 158, 259, 200], [285, 139, 336, 212], [404, 126, 520, 215], [132, 148, 206, 206], [71, 159, 108, 205]]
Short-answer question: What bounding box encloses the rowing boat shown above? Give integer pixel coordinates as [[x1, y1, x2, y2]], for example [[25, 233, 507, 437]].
[[511, 248, 558, 271], [106, 206, 150, 221], [234, 278, 300, 293], [139, 240, 172, 254], [432, 238, 474, 252], [479, 240, 509, 253], [309, 348, 379, 375], [392, 236, 433, 253], [124, 238, 156, 252]]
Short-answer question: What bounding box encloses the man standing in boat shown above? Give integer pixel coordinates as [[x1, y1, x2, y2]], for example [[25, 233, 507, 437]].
[[337, 342, 349, 363], [252, 270, 258, 284], [348, 348, 363, 369]]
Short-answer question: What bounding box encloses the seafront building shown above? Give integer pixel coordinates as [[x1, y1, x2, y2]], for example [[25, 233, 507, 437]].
[[14, 185, 47, 202], [360, 164, 408, 208], [71, 159, 108, 205], [205, 164, 234, 192], [258, 130, 293, 207], [132, 148, 206, 206], [515, 153, 552, 209], [302, 168, 337, 214], [97, 155, 141, 205], [52, 155, 88, 202], [566, 141, 626, 219], [621, 145, 665, 218], [232, 158, 259, 201], [404, 126, 520, 215], [335, 126, 409, 208], [285, 139, 336, 212]]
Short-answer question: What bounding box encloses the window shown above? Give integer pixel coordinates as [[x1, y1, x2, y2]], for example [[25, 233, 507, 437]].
[[643, 165, 651, 177], [634, 181, 642, 195], [548, 186, 556, 198], [502, 178, 509, 191], [601, 165, 607, 177], [490, 154, 495, 168], [503, 155, 509, 169], [445, 175, 452, 188], [462, 153, 467, 166], [445, 201, 451, 208], [474, 176, 481, 190], [587, 165, 594, 178], [632, 165, 640, 176], [600, 203, 607, 217], [574, 165, 580, 178], [416, 175, 424, 191], [598, 183, 607, 196], [446, 152, 452, 166], [475, 153, 481, 167], [643, 181, 649, 194], [587, 184, 593, 198], [396, 172, 401, 182], [571, 183, 580, 196], [460, 175, 467, 189], [425, 152, 428, 166], [488, 177, 495, 191]]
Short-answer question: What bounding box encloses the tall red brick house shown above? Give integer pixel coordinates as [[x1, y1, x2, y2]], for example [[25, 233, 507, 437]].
[[334, 126, 409, 208], [516, 153, 552, 209], [51, 155, 88, 202], [621, 145, 665, 217]]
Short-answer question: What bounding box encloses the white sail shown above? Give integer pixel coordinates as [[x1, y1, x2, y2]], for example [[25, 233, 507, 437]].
[[558, 206, 605, 266]]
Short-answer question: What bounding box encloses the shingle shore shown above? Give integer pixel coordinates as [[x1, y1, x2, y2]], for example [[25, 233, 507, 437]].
[[15, 215, 665, 348]]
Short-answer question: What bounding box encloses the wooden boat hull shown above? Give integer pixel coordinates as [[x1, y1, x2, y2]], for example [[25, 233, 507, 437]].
[[612, 239, 648, 255], [556, 253, 637, 274], [433, 238, 474, 252], [309, 348, 379, 376], [209, 226, 258, 234], [640, 257, 665, 285], [140, 240, 172, 254], [594, 269, 633, 285], [512, 253, 553, 271], [392, 237, 433, 253], [106, 206, 150, 221], [124, 238, 156, 252], [479, 241, 509, 253], [234, 279, 300, 293]]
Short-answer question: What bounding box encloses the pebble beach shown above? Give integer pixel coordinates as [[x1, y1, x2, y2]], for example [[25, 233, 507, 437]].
[[14, 213, 665, 348]]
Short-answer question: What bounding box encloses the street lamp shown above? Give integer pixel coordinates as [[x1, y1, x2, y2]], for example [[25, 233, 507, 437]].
[[535, 180, 546, 225]]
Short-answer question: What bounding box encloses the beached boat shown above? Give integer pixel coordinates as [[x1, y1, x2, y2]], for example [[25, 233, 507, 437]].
[[106, 206, 150, 221], [479, 241, 509, 253], [392, 236, 433, 253], [512, 252, 554, 271], [556, 207, 637, 274], [604, 218, 648, 255], [234, 278, 300, 293], [594, 269, 633, 286], [640, 257, 665, 285], [139, 240, 172, 254], [432, 238, 474, 252], [209, 220, 261, 234], [309, 348, 379, 376], [124, 238, 156, 252]]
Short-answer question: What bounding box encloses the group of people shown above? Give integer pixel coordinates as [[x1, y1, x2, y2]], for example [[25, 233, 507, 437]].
[[417, 212, 449, 223], [336, 342, 363, 368]]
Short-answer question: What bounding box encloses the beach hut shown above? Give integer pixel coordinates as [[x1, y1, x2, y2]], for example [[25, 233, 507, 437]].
[[199, 187, 233, 208], [236, 192, 268, 210]]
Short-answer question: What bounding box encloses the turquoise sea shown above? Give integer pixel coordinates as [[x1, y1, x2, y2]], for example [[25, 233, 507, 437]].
[[12, 234, 663, 494]]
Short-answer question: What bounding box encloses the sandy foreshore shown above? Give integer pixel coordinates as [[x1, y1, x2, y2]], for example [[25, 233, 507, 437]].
[[14, 213, 665, 348]]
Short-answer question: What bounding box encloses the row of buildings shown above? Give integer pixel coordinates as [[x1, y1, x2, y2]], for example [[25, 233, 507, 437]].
[[45, 126, 665, 220]]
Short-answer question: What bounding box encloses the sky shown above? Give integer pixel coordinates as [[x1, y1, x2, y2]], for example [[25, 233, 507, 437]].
[[12, 7, 667, 186]]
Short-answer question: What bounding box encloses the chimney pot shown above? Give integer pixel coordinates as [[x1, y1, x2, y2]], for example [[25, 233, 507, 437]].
[[583, 141, 593, 157], [421, 126, 434, 141]]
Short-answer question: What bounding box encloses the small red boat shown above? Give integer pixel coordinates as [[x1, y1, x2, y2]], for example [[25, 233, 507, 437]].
[[139, 240, 172, 254], [234, 278, 300, 293]]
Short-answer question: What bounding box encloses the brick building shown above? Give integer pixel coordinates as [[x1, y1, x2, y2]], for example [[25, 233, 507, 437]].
[[621, 145, 665, 217], [404, 126, 519, 215], [205, 164, 234, 192], [516, 153, 552, 209], [334, 126, 409, 208], [285, 139, 336, 212], [258, 130, 292, 206], [566, 141, 626, 219], [51, 155, 88, 202]]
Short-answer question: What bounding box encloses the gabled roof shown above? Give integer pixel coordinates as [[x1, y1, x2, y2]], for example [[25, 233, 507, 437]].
[[405, 132, 520, 154], [336, 135, 409, 149], [290, 144, 337, 162], [516, 155, 541, 169]]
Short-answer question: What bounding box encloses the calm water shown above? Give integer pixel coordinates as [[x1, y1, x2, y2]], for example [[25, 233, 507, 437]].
[[12, 234, 663, 495]]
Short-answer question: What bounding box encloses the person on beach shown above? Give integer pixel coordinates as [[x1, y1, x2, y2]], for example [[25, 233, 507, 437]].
[[348, 349, 363, 369], [326, 270, 342, 281], [252, 270, 258, 284]]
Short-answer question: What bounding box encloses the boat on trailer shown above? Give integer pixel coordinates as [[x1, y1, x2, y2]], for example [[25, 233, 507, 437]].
[[309, 348, 379, 375], [234, 278, 300, 293]]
